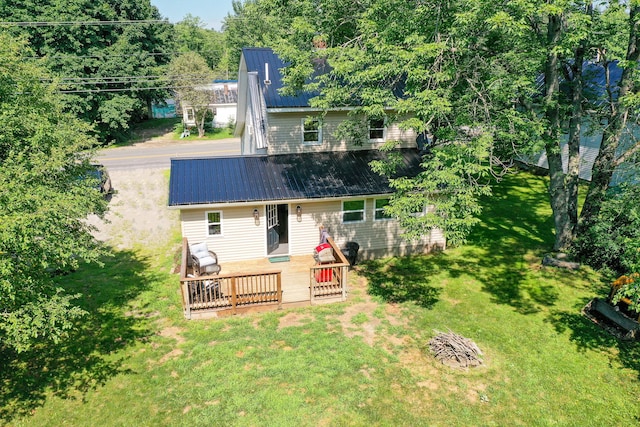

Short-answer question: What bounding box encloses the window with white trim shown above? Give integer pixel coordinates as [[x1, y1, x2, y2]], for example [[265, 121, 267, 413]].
[[302, 117, 321, 145], [206, 211, 222, 236], [186, 107, 195, 122], [374, 198, 393, 220], [342, 200, 365, 223], [369, 118, 385, 141]]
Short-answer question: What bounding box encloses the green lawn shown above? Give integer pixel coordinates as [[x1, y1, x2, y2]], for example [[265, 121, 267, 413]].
[[3, 172, 640, 426], [111, 118, 235, 147]]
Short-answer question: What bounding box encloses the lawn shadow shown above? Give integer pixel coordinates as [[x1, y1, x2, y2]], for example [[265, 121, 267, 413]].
[[546, 301, 640, 379], [358, 254, 443, 308], [0, 247, 154, 423]]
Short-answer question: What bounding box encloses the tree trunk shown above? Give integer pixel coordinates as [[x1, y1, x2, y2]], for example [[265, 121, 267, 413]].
[[544, 14, 574, 251], [198, 110, 206, 138], [580, 5, 640, 226], [565, 33, 587, 236]]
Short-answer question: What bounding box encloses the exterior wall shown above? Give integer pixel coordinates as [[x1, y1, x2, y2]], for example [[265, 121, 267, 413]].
[[180, 198, 446, 263], [214, 105, 236, 128], [181, 205, 265, 263], [293, 198, 444, 259], [266, 111, 418, 155], [520, 122, 639, 186]]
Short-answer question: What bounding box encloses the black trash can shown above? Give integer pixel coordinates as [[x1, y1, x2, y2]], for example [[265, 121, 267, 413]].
[[341, 241, 360, 266]]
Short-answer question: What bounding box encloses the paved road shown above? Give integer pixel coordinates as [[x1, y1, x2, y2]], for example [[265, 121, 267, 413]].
[[97, 137, 241, 171]]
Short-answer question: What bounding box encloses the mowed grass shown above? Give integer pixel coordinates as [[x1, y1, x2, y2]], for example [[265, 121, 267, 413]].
[[4, 172, 640, 426]]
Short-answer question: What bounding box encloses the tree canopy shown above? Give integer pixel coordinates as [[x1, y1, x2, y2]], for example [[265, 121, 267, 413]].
[[0, 0, 173, 143], [168, 52, 215, 138], [271, 0, 640, 252], [0, 33, 108, 352]]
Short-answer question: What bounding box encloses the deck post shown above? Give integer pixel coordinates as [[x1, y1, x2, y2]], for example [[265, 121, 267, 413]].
[[277, 273, 283, 309], [231, 277, 237, 315]]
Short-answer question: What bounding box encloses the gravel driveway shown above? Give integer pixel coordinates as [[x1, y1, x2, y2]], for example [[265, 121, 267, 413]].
[[88, 168, 178, 250]]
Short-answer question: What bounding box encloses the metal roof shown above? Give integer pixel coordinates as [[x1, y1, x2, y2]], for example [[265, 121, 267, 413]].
[[242, 47, 319, 109], [168, 149, 423, 206]]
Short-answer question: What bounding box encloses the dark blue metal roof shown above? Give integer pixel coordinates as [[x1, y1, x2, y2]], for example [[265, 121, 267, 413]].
[[242, 47, 319, 108], [168, 149, 423, 206], [535, 60, 626, 101]]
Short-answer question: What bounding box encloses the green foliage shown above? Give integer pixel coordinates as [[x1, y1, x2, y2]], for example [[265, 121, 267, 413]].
[[6, 173, 640, 426], [174, 14, 229, 77], [0, 0, 173, 143], [573, 184, 640, 276], [0, 33, 108, 352], [611, 273, 640, 313], [167, 52, 215, 138]]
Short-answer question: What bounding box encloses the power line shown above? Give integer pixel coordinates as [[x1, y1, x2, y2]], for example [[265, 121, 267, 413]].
[[0, 19, 169, 27], [23, 52, 180, 60]]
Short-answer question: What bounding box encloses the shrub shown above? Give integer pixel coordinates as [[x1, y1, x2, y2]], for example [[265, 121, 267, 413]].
[[574, 183, 640, 275]]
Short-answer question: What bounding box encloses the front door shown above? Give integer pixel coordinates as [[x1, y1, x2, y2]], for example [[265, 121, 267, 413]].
[[266, 204, 289, 255], [266, 204, 279, 254]]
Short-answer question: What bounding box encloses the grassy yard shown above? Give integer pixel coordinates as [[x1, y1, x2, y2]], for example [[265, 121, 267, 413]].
[[3, 172, 640, 426], [113, 118, 235, 147]]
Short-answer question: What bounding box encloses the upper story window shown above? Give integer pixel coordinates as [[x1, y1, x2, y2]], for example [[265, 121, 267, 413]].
[[369, 118, 386, 141], [302, 117, 322, 145], [206, 211, 223, 236], [374, 198, 393, 220], [342, 200, 365, 223]]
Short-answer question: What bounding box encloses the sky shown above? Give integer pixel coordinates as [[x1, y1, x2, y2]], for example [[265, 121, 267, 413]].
[[150, 0, 235, 31]]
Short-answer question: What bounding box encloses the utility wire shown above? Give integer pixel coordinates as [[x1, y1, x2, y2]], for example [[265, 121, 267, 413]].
[[0, 20, 169, 27], [56, 85, 214, 94], [23, 52, 181, 60]]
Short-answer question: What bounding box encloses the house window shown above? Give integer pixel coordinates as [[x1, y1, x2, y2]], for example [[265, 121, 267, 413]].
[[374, 198, 393, 220], [369, 118, 385, 141], [342, 200, 365, 223], [186, 108, 194, 122], [206, 211, 222, 236], [302, 117, 321, 144]]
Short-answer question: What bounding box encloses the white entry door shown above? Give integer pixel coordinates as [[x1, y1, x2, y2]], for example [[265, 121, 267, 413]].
[[266, 204, 279, 254]]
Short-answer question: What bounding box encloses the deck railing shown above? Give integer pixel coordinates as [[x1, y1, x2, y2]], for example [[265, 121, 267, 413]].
[[180, 238, 282, 319], [309, 236, 349, 302]]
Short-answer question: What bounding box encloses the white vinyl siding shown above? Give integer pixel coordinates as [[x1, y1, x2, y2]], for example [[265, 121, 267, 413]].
[[266, 111, 417, 155], [181, 206, 265, 263], [180, 198, 446, 262]]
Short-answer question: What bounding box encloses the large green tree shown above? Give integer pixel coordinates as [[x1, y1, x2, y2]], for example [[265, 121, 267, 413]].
[[174, 14, 229, 78], [0, 0, 172, 143], [274, 0, 639, 251], [0, 33, 108, 352], [168, 52, 215, 138]]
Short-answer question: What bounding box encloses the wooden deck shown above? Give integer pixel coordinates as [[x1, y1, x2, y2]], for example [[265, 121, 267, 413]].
[[179, 237, 350, 319]]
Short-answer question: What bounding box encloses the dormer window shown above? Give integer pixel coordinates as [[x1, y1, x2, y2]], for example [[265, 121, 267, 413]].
[[369, 118, 386, 141], [302, 117, 322, 145]]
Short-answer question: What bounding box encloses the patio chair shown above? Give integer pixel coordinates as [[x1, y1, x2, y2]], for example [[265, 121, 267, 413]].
[[190, 242, 221, 276]]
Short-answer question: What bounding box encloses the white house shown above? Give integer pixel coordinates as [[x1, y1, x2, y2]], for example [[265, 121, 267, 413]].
[[181, 81, 238, 129], [168, 48, 445, 264]]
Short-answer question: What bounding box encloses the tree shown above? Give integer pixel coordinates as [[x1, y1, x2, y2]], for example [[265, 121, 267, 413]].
[[168, 52, 215, 138], [0, 0, 173, 143], [174, 14, 229, 78], [276, 0, 639, 252], [0, 33, 108, 352]]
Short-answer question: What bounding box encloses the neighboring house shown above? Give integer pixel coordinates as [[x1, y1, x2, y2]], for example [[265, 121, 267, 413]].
[[181, 80, 238, 129], [168, 48, 445, 264], [521, 61, 639, 186]]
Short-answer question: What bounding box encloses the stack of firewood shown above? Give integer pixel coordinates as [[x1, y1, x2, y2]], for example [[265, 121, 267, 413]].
[[428, 331, 483, 368]]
